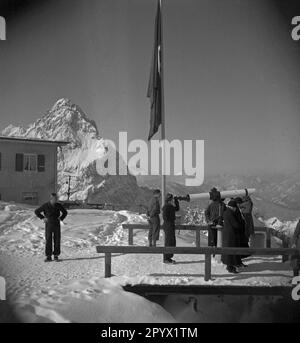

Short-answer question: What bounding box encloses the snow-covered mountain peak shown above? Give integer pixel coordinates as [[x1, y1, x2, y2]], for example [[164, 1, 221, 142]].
[[52, 98, 73, 110], [3, 98, 100, 148]]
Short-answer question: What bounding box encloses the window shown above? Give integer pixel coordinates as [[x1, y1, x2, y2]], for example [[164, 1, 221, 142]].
[[16, 154, 45, 172], [37, 154, 45, 172], [24, 154, 37, 172], [22, 192, 38, 205], [15, 153, 23, 172]]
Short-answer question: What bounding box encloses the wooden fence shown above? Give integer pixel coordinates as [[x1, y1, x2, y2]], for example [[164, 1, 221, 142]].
[[95, 246, 299, 281]]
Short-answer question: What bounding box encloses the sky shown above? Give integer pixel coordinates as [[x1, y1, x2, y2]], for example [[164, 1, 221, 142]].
[[0, 0, 300, 177]]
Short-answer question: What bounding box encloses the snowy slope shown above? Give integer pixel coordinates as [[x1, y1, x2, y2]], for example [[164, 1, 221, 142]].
[[2, 98, 151, 209]]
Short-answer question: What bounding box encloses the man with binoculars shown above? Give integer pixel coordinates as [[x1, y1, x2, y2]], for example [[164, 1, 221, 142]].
[[162, 193, 180, 264]]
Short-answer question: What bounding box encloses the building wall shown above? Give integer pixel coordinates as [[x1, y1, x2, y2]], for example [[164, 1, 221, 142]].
[[0, 141, 58, 205]]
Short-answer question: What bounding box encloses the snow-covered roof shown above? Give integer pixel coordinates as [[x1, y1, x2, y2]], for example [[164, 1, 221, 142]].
[[0, 136, 69, 146]]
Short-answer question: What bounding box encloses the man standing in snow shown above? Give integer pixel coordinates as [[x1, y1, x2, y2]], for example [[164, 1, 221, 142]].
[[35, 193, 68, 262], [147, 189, 161, 247], [162, 193, 180, 264]]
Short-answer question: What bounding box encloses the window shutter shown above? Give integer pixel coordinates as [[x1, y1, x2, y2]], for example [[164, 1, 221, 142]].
[[37, 154, 45, 172], [0, 152, 1, 170], [15, 153, 23, 172]]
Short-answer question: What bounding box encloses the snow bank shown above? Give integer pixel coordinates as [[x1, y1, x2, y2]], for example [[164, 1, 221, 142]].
[[0, 201, 29, 212], [15, 276, 175, 323]]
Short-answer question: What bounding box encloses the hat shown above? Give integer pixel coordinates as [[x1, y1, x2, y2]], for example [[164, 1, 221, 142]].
[[227, 200, 238, 208]]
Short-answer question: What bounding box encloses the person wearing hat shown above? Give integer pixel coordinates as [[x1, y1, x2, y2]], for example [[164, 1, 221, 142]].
[[221, 200, 243, 273], [147, 189, 161, 247], [162, 193, 180, 264], [237, 192, 255, 241], [234, 197, 250, 264]]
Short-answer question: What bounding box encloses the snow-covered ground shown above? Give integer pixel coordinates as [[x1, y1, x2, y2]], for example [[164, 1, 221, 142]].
[[0, 201, 297, 323]]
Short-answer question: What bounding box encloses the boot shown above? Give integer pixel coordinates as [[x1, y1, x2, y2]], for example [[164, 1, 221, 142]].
[[227, 265, 239, 274]]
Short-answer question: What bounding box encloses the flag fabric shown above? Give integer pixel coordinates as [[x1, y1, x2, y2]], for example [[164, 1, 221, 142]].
[[147, 0, 163, 141]]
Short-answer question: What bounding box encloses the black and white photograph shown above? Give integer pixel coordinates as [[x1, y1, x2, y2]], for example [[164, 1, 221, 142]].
[[0, 0, 300, 327]]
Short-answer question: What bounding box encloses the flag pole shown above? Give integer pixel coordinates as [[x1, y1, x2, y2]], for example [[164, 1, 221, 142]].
[[160, 0, 166, 207]]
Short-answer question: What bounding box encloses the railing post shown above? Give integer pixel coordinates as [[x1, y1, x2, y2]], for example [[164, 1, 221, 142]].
[[216, 227, 223, 263], [105, 252, 111, 278], [195, 228, 201, 248], [266, 228, 271, 248], [204, 253, 211, 281], [282, 238, 289, 263], [128, 228, 134, 245]]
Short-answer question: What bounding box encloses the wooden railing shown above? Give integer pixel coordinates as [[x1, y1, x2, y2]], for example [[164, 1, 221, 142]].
[[122, 224, 271, 248], [95, 246, 299, 281], [87, 203, 115, 210]]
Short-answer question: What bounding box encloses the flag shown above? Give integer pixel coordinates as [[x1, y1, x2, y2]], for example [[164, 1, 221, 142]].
[[147, 0, 163, 141]]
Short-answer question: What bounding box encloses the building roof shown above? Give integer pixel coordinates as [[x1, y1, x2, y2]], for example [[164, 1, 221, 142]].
[[0, 136, 70, 146]]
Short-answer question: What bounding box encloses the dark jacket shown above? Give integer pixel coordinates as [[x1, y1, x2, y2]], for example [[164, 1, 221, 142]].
[[162, 199, 180, 260], [147, 197, 160, 218], [235, 208, 246, 237], [221, 208, 242, 266], [239, 196, 253, 214], [239, 196, 254, 237], [35, 202, 68, 225], [235, 208, 250, 258], [162, 199, 180, 224]]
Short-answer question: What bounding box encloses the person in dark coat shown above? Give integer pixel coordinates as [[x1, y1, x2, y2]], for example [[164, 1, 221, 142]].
[[35, 193, 68, 262], [238, 194, 255, 239], [221, 200, 242, 273], [162, 193, 180, 264], [291, 220, 300, 277], [234, 197, 251, 264], [147, 189, 161, 247]]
